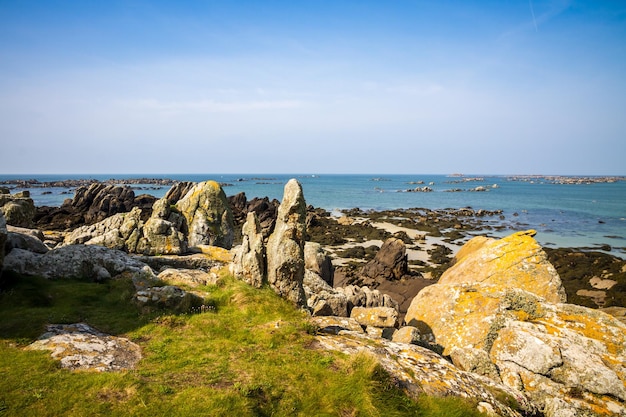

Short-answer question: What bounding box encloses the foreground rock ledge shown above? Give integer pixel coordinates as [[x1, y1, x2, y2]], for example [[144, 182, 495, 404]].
[[26, 323, 142, 372]]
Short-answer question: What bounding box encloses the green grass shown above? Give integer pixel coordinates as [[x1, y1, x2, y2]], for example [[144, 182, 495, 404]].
[[0, 271, 486, 416]]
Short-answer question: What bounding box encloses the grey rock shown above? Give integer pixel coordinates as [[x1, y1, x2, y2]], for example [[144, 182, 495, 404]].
[[137, 199, 187, 255], [26, 323, 142, 372], [176, 180, 234, 249], [6, 231, 49, 254], [157, 268, 220, 288], [266, 179, 307, 307], [3, 244, 146, 281], [350, 306, 399, 328], [0, 211, 6, 273], [231, 212, 266, 288], [0, 193, 36, 227], [304, 242, 334, 286]]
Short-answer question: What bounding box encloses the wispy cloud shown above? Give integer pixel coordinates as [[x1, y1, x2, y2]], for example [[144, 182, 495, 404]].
[[121, 98, 305, 113]]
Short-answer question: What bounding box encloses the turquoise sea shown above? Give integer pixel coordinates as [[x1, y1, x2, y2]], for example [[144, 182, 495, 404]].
[[1, 174, 625, 257]]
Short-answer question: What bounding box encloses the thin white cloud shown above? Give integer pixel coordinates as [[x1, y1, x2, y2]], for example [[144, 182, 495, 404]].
[[120, 98, 305, 113]]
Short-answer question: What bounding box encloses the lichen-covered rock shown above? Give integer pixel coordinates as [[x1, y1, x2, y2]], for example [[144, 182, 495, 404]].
[[360, 237, 408, 281], [350, 306, 399, 328], [176, 180, 234, 249], [437, 230, 566, 303], [0, 191, 36, 227], [309, 316, 364, 334], [338, 284, 399, 313], [157, 268, 220, 288], [405, 230, 626, 417], [231, 212, 265, 288], [136, 199, 186, 255], [266, 179, 307, 307], [305, 270, 349, 317], [316, 331, 535, 417], [26, 323, 142, 372], [134, 285, 204, 313], [64, 207, 144, 251], [3, 244, 146, 281]]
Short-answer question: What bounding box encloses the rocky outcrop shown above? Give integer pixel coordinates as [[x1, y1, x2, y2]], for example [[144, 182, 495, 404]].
[[164, 181, 195, 203], [3, 244, 147, 281], [405, 230, 626, 417], [26, 323, 142, 372], [228, 193, 279, 239], [304, 242, 334, 286], [360, 237, 409, 282], [316, 330, 535, 417], [6, 229, 49, 254], [156, 268, 220, 288], [176, 180, 234, 249], [0, 211, 6, 274], [231, 212, 266, 288], [34, 184, 157, 230], [63, 181, 234, 255], [266, 179, 307, 307], [0, 190, 36, 227]]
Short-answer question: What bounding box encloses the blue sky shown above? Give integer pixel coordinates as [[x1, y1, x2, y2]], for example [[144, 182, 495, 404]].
[[1, 0, 625, 174]]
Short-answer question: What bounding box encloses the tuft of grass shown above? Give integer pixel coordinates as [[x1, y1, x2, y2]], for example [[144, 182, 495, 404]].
[[0, 271, 489, 416]]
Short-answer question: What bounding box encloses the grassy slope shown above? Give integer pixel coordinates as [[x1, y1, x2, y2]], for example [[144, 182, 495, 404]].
[[0, 270, 485, 417]]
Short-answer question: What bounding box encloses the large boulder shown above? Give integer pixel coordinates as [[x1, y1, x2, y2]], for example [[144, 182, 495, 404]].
[[360, 237, 408, 282], [3, 244, 147, 281], [405, 230, 626, 417], [64, 207, 144, 251], [176, 180, 234, 249], [304, 242, 334, 286], [0, 191, 36, 227], [266, 179, 307, 307], [231, 212, 266, 288], [438, 230, 566, 303]]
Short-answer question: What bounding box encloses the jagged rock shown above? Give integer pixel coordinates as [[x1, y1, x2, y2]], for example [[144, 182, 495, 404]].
[[136, 198, 186, 255], [64, 207, 144, 251], [0, 191, 36, 227], [304, 242, 334, 286], [3, 244, 146, 281], [360, 237, 408, 282], [304, 270, 349, 317], [176, 180, 234, 249], [309, 316, 364, 334], [26, 323, 142, 372], [350, 306, 399, 328], [229, 193, 279, 239], [338, 285, 399, 313], [6, 230, 49, 254], [405, 230, 626, 417], [157, 268, 220, 288], [0, 211, 6, 273], [316, 331, 535, 417], [266, 179, 307, 307], [164, 181, 196, 203], [231, 212, 266, 288]]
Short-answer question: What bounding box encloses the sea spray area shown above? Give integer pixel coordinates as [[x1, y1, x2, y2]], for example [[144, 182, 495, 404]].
[[2, 174, 625, 257]]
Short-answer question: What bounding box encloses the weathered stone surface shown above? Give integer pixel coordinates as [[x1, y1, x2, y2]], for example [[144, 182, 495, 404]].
[[136, 199, 186, 255], [304, 242, 334, 286], [266, 179, 307, 307], [6, 230, 49, 254], [231, 212, 266, 288], [176, 180, 234, 249], [26, 323, 142, 372], [64, 207, 144, 251], [164, 181, 195, 203], [157, 268, 220, 288], [305, 271, 349, 317], [139, 252, 228, 272], [134, 285, 204, 312], [316, 331, 534, 417], [3, 244, 146, 281], [0, 192, 36, 227], [309, 316, 364, 334], [360, 237, 408, 281], [228, 193, 279, 239], [392, 326, 421, 345], [405, 231, 626, 417], [0, 211, 6, 273], [437, 230, 566, 303], [338, 284, 399, 313], [350, 306, 399, 328]]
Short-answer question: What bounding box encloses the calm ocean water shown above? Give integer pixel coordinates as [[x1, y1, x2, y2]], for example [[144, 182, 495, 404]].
[[2, 174, 625, 256]]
